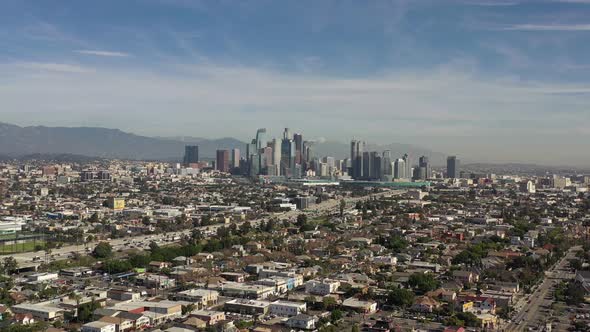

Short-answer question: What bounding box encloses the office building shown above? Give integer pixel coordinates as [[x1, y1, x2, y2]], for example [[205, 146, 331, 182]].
[[294, 133, 303, 165], [416, 156, 430, 180], [394, 158, 406, 179], [281, 130, 296, 176], [255, 128, 267, 150], [272, 139, 281, 175], [350, 140, 364, 180], [231, 149, 240, 169], [216, 150, 230, 173], [184, 145, 199, 165], [447, 156, 460, 178]]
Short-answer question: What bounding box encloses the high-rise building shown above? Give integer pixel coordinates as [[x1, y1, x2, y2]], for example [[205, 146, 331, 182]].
[[294, 133, 303, 164], [402, 154, 412, 180], [417, 156, 430, 180], [231, 149, 240, 169], [216, 150, 230, 173], [382, 150, 392, 179], [394, 158, 406, 179], [272, 139, 281, 175], [447, 156, 460, 178], [255, 128, 267, 150], [183, 145, 199, 165], [262, 146, 273, 169], [350, 140, 364, 180], [281, 136, 296, 177]]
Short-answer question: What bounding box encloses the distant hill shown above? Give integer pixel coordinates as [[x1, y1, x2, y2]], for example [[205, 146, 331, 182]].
[[0, 123, 245, 161], [0, 122, 447, 164]]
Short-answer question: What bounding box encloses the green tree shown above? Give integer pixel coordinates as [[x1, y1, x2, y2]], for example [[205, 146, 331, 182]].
[[322, 296, 337, 310], [92, 242, 113, 259], [330, 309, 343, 323], [182, 303, 196, 315], [408, 273, 440, 294], [387, 287, 415, 307], [296, 214, 308, 227], [339, 199, 346, 218], [2, 257, 18, 274]]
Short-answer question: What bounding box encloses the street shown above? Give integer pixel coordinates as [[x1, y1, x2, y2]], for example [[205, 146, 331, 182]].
[[503, 246, 579, 331]]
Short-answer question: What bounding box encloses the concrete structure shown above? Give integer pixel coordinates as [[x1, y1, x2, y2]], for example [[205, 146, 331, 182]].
[[269, 301, 306, 317]]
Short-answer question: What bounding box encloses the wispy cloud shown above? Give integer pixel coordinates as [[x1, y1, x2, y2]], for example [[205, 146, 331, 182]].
[[555, 0, 590, 3], [461, 0, 520, 6], [75, 50, 131, 57], [14, 62, 93, 74], [503, 23, 590, 31]]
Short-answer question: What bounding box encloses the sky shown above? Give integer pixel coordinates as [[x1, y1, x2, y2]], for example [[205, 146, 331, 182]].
[[0, 0, 590, 166]]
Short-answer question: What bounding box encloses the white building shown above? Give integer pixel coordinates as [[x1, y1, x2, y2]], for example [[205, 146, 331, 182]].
[[81, 321, 116, 332], [305, 279, 340, 296], [270, 300, 306, 317]]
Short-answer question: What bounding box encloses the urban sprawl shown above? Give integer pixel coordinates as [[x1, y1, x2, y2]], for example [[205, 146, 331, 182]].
[[1, 128, 590, 332]]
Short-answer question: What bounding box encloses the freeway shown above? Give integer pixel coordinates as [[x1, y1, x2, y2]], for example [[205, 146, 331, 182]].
[[503, 246, 579, 331], [4, 190, 405, 267]]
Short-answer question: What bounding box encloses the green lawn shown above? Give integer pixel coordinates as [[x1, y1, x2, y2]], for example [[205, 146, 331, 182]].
[[0, 240, 45, 254]]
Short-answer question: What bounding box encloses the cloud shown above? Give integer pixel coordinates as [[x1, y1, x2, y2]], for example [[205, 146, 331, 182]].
[[555, 0, 590, 3], [1, 59, 590, 165], [75, 50, 131, 57], [461, 0, 520, 6], [14, 62, 94, 74], [503, 23, 590, 31]]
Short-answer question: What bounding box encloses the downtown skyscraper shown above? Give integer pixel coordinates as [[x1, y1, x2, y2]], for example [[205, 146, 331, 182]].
[[447, 156, 460, 178], [183, 145, 199, 165], [350, 140, 365, 180]]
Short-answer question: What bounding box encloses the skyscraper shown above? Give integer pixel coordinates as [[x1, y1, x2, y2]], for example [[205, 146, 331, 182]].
[[183, 145, 199, 165], [417, 156, 430, 180], [350, 140, 364, 180], [255, 128, 267, 150], [272, 139, 281, 175], [231, 149, 240, 169], [216, 150, 230, 172], [281, 135, 295, 177], [402, 154, 412, 180], [394, 158, 406, 179], [447, 156, 460, 178], [382, 150, 392, 180], [294, 133, 303, 165]]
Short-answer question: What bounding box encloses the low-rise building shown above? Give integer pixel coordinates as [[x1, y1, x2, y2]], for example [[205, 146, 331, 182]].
[[81, 321, 116, 332], [224, 299, 271, 316], [269, 301, 306, 317]]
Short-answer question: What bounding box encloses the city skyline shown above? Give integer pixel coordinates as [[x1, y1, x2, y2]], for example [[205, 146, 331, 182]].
[[1, 1, 590, 166]]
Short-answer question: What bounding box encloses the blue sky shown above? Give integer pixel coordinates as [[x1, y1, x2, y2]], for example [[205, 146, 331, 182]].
[[1, 0, 590, 165]]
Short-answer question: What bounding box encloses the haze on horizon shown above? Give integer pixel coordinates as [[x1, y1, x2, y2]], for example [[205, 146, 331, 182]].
[[1, 0, 590, 166]]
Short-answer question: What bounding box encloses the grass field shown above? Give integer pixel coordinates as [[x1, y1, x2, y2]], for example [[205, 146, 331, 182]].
[[0, 240, 45, 254]]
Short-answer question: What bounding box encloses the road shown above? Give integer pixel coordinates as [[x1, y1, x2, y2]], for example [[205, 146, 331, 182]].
[[5, 190, 404, 267], [503, 246, 579, 331]]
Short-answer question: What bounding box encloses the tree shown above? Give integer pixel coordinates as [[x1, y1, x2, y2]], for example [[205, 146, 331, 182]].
[[387, 287, 415, 307], [330, 309, 343, 323], [296, 214, 308, 227], [408, 273, 440, 294], [141, 216, 151, 225], [182, 303, 196, 315], [339, 199, 346, 218], [2, 257, 18, 274], [322, 296, 337, 310], [456, 312, 481, 328], [92, 242, 113, 259], [88, 212, 99, 223]]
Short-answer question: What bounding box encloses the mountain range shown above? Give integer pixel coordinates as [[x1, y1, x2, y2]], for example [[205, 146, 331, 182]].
[[0, 122, 447, 165]]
